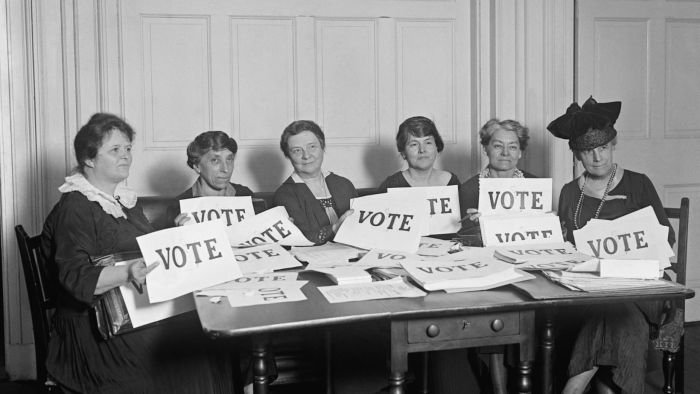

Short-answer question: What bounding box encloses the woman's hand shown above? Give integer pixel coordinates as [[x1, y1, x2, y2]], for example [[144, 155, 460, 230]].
[[127, 260, 160, 286], [459, 208, 482, 224], [174, 213, 191, 226], [332, 209, 355, 233]]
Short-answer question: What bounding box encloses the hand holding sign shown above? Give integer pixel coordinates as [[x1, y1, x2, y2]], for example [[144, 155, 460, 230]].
[[127, 260, 159, 286]]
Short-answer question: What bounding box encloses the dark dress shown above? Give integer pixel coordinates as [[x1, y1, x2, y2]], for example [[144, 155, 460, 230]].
[[273, 173, 357, 244], [557, 170, 674, 394], [164, 181, 255, 228], [377, 170, 460, 193], [41, 191, 233, 394]]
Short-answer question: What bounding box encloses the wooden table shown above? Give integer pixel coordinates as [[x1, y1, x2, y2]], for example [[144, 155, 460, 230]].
[[195, 272, 694, 394]]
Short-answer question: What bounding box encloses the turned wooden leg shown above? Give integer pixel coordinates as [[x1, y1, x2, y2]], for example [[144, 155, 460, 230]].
[[324, 330, 333, 394], [542, 309, 555, 394], [420, 352, 429, 394], [516, 360, 533, 394], [252, 335, 270, 394], [662, 350, 675, 394], [390, 321, 409, 394]]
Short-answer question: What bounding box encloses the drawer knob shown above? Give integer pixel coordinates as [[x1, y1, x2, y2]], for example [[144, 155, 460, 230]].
[[426, 324, 440, 338], [491, 319, 504, 332]]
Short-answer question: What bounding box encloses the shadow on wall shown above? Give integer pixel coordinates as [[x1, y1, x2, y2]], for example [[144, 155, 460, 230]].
[[243, 148, 287, 192], [143, 163, 193, 197], [439, 146, 469, 181], [362, 144, 402, 188]]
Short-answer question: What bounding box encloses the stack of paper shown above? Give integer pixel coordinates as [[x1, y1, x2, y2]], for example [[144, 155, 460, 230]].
[[493, 242, 596, 270], [400, 255, 533, 292], [308, 266, 373, 285], [541, 270, 676, 293], [317, 277, 426, 303], [196, 272, 308, 307]]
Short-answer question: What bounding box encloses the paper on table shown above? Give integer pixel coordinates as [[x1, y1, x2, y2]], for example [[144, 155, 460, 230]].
[[227, 206, 313, 247], [308, 266, 372, 285], [480, 213, 563, 247], [137, 220, 242, 302], [493, 242, 596, 270], [386, 185, 461, 235], [198, 272, 299, 292], [334, 194, 426, 253], [598, 259, 660, 279], [418, 236, 461, 257], [317, 277, 426, 303], [355, 249, 423, 269], [233, 243, 302, 274], [179, 196, 255, 244], [442, 269, 535, 293], [290, 242, 363, 264], [218, 281, 308, 307], [478, 178, 553, 216]]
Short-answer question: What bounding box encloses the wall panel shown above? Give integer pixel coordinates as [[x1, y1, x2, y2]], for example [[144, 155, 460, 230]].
[[666, 19, 700, 138]]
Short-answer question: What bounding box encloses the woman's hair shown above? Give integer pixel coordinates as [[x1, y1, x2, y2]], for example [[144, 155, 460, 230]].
[[479, 118, 530, 150], [186, 131, 239, 168], [74, 113, 135, 173], [280, 120, 326, 158], [395, 116, 445, 154]]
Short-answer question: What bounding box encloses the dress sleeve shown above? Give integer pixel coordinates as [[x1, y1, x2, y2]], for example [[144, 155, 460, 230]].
[[639, 174, 675, 246], [448, 173, 461, 186], [51, 198, 105, 305]]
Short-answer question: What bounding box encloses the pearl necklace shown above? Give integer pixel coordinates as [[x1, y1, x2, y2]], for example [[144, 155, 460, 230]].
[[573, 164, 617, 230]]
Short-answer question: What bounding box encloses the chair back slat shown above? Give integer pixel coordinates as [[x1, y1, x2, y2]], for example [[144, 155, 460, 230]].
[[664, 197, 689, 286], [15, 225, 54, 384]]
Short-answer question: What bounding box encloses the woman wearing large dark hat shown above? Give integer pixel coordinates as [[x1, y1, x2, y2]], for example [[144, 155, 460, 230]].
[[548, 97, 675, 394]]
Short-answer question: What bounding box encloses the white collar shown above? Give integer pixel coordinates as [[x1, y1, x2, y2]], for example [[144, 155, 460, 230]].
[[58, 173, 137, 219]]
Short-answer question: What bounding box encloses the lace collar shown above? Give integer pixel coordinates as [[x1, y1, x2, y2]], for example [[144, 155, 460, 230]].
[[58, 173, 137, 219], [479, 167, 524, 179]]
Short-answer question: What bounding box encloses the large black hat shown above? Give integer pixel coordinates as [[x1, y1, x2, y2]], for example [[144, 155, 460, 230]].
[[547, 96, 621, 150]]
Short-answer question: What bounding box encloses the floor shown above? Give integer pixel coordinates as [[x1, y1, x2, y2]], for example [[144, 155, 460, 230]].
[[1, 323, 699, 394]]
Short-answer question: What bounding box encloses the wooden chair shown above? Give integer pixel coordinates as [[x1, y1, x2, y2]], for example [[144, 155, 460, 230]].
[[662, 197, 689, 394], [15, 225, 60, 392]]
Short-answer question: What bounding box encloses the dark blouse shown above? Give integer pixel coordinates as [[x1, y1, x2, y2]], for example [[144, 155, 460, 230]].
[[274, 173, 357, 245], [377, 171, 461, 193], [558, 169, 674, 245], [41, 191, 232, 394]]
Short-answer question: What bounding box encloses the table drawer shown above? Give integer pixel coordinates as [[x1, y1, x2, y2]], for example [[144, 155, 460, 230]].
[[407, 312, 519, 343]]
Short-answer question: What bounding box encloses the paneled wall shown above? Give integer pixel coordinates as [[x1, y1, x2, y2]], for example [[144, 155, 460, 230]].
[[1, 0, 573, 378]]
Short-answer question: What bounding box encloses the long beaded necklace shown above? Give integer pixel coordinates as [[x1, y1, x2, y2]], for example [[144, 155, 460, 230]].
[[573, 163, 617, 229]]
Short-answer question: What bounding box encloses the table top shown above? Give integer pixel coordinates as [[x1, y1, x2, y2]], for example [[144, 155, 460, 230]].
[[195, 271, 694, 338]]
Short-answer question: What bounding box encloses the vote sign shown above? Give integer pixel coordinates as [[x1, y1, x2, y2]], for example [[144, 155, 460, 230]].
[[137, 220, 241, 303], [179, 196, 255, 244], [478, 178, 552, 216], [227, 206, 313, 247], [333, 193, 426, 253], [480, 214, 564, 246], [387, 185, 461, 235], [233, 243, 302, 274]]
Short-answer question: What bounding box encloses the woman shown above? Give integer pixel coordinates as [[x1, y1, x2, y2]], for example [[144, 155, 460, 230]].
[[458, 118, 535, 235], [548, 97, 675, 394], [274, 120, 356, 244], [378, 116, 460, 192], [40, 113, 232, 393], [171, 130, 254, 226]]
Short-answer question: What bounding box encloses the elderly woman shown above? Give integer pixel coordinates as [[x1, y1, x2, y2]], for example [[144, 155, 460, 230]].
[[274, 120, 356, 244], [548, 97, 675, 394], [40, 113, 233, 393], [378, 116, 459, 192], [171, 130, 253, 226], [458, 118, 535, 235]]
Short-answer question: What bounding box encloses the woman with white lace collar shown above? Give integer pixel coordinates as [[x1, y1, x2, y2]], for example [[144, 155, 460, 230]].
[[40, 113, 234, 393]]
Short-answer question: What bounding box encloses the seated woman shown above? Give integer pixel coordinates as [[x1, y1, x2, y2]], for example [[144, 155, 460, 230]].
[[458, 118, 536, 238], [548, 97, 675, 394], [40, 113, 233, 393], [274, 120, 356, 245], [171, 130, 254, 226], [378, 116, 460, 192]]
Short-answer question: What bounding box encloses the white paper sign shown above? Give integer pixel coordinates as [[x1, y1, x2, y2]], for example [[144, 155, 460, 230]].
[[480, 214, 564, 246], [227, 206, 313, 247], [198, 272, 299, 293], [356, 249, 422, 268], [573, 206, 674, 267], [387, 186, 461, 234], [599, 259, 660, 279], [118, 280, 195, 328], [334, 194, 426, 253], [137, 220, 242, 302], [233, 244, 302, 274], [478, 178, 553, 216], [418, 236, 461, 257], [219, 281, 308, 307], [179, 196, 255, 243], [317, 277, 426, 303]]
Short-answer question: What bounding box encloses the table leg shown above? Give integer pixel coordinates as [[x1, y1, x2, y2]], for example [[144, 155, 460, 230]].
[[541, 309, 555, 394], [516, 360, 533, 394], [252, 334, 270, 394], [389, 321, 408, 394]]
